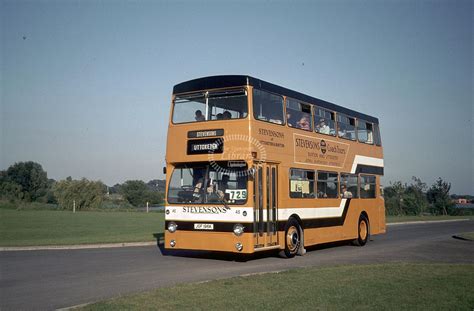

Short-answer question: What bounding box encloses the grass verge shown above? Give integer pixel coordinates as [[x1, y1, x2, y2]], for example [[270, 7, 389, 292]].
[[0, 208, 163, 246], [457, 232, 474, 241], [79, 263, 474, 310], [386, 215, 472, 223]]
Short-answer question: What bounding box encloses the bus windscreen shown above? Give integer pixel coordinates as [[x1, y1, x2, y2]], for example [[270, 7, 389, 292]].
[[167, 162, 248, 205]]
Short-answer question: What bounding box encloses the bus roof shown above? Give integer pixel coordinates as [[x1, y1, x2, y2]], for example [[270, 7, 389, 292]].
[[173, 75, 379, 124]]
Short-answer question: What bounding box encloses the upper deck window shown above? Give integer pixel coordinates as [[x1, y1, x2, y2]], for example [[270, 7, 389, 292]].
[[286, 98, 312, 131], [314, 107, 336, 136], [337, 114, 356, 140], [357, 120, 374, 144], [172, 89, 248, 124], [373, 123, 382, 146], [253, 89, 285, 125]]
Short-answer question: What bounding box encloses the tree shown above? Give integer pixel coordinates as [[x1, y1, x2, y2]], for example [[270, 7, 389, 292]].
[[120, 180, 149, 207], [383, 177, 429, 216], [147, 190, 164, 205], [384, 181, 406, 216], [4, 161, 49, 201], [147, 179, 166, 192], [53, 178, 105, 210], [119, 180, 164, 207], [0, 178, 24, 201], [405, 176, 429, 216], [427, 177, 454, 215]]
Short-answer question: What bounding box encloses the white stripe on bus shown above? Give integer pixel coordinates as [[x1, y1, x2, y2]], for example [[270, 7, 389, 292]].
[[165, 202, 347, 223], [350, 155, 384, 173]]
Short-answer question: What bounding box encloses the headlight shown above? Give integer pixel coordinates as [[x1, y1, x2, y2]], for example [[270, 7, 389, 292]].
[[233, 224, 244, 236], [168, 222, 177, 233]]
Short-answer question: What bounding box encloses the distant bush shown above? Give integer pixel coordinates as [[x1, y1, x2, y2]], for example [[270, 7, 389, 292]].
[[100, 193, 135, 210], [120, 180, 164, 207], [449, 207, 474, 216], [385, 177, 457, 216], [53, 178, 105, 210]]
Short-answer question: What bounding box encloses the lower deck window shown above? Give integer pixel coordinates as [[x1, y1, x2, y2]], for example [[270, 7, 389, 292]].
[[360, 175, 376, 198], [317, 171, 338, 198], [340, 174, 358, 198], [289, 169, 315, 198]]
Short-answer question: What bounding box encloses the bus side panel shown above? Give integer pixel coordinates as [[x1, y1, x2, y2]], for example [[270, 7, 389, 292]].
[[282, 198, 384, 248], [303, 227, 345, 246], [347, 198, 385, 236]]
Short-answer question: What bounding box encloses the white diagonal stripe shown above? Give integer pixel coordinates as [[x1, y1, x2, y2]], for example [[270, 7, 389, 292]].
[[277, 199, 347, 221], [350, 155, 384, 173]]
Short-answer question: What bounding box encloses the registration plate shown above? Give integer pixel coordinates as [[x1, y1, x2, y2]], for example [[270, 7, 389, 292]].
[[194, 223, 214, 230]]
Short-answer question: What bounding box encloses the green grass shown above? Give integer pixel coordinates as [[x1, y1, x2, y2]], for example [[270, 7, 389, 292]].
[[0, 200, 60, 210], [0, 208, 164, 246], [1, 200, 471, 247], [458, 232, 474, 241], [80, 263, 474, 310], [387, 215, 472, 223]]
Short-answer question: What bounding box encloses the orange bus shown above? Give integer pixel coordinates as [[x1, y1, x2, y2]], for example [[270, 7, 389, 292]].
[[164, 75, 385, 258]]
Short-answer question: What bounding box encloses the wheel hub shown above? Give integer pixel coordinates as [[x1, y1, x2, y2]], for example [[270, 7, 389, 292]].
[[360, 220, 367, 240], [286, 226, 299, 252]]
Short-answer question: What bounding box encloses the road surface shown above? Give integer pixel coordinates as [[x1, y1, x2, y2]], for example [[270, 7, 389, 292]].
[[1, 220, 473, 310]]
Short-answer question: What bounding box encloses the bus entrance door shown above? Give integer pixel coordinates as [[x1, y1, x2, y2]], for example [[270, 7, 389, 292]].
[[254, 163, 279, 249]]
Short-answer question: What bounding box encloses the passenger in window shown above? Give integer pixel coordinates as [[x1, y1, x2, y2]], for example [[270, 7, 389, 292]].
[[341, 185, 353, 198], [339, 128, 350, 139], [316, 119, 330, 134], [216, 113, 224, 120], [195, 110, 205, 122], [223, 111, 232, 120], [297, 115, 311, 130], [287, 112, 297, 127]]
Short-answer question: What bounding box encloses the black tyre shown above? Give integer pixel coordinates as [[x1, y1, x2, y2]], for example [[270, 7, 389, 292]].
[[280, 217, 302, 258], [353, 214, 369, 246]]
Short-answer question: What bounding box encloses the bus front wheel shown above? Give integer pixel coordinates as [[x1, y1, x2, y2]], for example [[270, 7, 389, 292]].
[[353, 214, 369, 246], [280, 218, 302, 258]]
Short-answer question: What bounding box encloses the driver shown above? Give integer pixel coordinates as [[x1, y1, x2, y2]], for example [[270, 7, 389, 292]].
[[217, 175, 230, 199], [193, 178, 214, 200]]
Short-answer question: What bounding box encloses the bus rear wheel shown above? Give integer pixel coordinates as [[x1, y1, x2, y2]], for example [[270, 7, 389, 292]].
[[280, 218, 302, 258], [353, 214, 369, 246]]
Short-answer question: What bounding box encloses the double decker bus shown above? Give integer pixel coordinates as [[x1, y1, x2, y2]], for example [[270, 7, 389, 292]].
[[164, 75, 384, 258]]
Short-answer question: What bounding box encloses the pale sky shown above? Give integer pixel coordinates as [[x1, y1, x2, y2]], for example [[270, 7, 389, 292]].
[[1, 0, 472, 194]]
